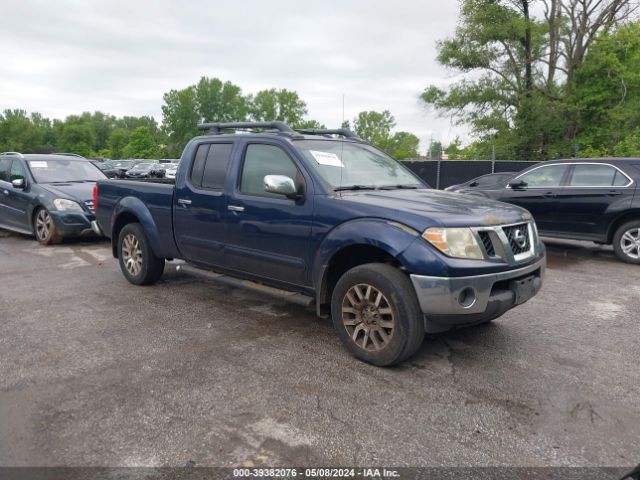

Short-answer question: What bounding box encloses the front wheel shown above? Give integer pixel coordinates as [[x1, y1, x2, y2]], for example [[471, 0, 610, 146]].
[[33, 208, 62, 245], [118, 223, 165, 285], [331, 263, 424, 366], [613, 221, 640, 264]]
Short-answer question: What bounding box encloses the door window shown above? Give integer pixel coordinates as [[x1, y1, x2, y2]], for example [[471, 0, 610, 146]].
[[10, 160, 26, 182], [569, 164, 630, 187], [240, 144, 301, 197], [517, 164, 568, 188], [0, 158, 11, 182], [189, 143, 233, 190]]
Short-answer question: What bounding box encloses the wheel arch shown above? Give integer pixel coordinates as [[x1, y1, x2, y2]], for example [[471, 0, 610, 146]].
[[607, 210, 640, 243], [110, 198, 164, 259]]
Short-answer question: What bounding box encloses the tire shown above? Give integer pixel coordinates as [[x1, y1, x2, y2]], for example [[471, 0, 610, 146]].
[[331, 263, 425, 366], [117, 223, 165, 285], [33, 208, 62, 245], [613, 221, 640, 264]]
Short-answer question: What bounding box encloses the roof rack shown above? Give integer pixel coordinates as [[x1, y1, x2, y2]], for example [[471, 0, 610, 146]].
[[295, 128, 363, 141], [197, 121, 297, 135], [0, 151, 24, 158], [53, 153, 85, 158]]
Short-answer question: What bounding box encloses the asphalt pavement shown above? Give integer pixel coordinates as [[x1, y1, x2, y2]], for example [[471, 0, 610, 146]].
[[0, 229, 638, 468]]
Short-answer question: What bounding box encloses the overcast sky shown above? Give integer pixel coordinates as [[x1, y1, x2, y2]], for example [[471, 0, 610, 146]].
[[0, 0, 467, 153]]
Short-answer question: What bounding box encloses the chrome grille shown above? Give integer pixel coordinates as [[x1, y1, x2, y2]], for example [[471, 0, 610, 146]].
[[84, 200, 95, 212], [477, 231, 496, 257], [502, 223, 530, 255]]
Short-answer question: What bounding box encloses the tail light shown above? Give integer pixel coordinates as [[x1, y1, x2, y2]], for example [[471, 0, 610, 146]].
[[93, 184, 98, 211]]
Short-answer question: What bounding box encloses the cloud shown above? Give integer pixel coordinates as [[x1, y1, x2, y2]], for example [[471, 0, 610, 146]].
[[0, 0, 468, 153]]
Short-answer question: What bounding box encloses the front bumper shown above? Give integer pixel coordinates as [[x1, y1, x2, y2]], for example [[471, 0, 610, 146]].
[[50, 211, 99, 237], [410, 255, 545, 333]]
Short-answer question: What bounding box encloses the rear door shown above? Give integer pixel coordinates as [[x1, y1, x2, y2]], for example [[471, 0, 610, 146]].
[[499, 163, 570, 232], [554, 163, 635, 239], [224, 141, 314, 287], [0, 158, 16, 228], [173, 142, 234, 267]]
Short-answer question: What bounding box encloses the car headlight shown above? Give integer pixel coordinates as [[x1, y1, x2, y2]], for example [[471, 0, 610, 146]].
[[53, 198, 83, 212], [422, 227, 484, 260]]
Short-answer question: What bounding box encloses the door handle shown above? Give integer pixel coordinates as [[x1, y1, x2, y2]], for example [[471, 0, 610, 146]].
[[177, 198, 192, 206], [543, 192, 556, 198], [227, 205, 245, 212], [2, 190, 8, 196], [607, 190, 623, 196]]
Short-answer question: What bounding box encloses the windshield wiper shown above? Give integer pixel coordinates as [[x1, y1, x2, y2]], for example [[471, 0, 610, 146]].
[[333, 185, 379, 192], [378, 184, 421, 190]]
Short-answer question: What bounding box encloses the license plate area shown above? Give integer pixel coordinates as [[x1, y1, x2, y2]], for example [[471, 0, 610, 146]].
[[509, 274, 537, 305]]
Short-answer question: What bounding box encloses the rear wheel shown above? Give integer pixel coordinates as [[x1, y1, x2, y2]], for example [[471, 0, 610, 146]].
[[33, 208, 62, 245], [118, 223, 165, 285], [331, 263, 424, 366], [613, 221, 640, 264]]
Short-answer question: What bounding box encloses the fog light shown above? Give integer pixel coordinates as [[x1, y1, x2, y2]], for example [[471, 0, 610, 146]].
[[458, 287, 477, 308]]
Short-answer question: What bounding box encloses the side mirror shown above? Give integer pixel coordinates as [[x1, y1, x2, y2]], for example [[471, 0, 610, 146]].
[[508, 180, 526, 189], [11, 178, 25, 189], [264, 175, 300, 199]]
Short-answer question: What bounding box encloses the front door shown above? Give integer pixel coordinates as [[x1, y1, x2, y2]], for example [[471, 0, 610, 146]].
[[501, 163, 570, 233], [173, 142, 234, 267], [224, 142, 313, 287], [0, 158, 30, 231]]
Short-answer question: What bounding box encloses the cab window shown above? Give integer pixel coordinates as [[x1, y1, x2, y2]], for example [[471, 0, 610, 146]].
[[240, 144, 301, 197], [569, 164, 629, 187], [517, 164, 568, 188], [190, 143, 233, 190]]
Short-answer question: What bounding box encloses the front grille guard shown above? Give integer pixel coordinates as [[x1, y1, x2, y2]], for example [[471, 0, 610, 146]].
[[471, 221, 537, 265]]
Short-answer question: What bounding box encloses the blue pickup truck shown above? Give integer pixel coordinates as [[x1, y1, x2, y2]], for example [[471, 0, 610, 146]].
[[95, 122, 545, 366]]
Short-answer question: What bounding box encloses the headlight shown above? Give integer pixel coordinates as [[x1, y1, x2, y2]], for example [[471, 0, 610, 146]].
[[53, 198, 83, 212], [422, 227, 484, 260]]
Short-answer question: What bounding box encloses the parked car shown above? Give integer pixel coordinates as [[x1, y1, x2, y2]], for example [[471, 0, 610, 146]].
[[0, 152, 105, 244], [91, 160, 120, 178], [466, 159, 640, 264], [107, 160, 142, 178], [125, 162, 166, 179], [445, 172, 516, 193], [164, 162, 179, 180], [95, 122, 545, 366]]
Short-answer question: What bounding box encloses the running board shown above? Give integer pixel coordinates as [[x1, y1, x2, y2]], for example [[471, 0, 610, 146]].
[[175, 263, 315, 308]]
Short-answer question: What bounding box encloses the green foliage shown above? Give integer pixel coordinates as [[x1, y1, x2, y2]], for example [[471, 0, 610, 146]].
[[161, 86, 200, 157], [574, 22, 640, 155], [250, 88, 308, 125], [122, 127, 161, 159], [386, 132, 420, 160], [614, 128, 640, 156], [352, 111, 396, 146], [196, 77, 249, 123], [57, 123, 96, 157]]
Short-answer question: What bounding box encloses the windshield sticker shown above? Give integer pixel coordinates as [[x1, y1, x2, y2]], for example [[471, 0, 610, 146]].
[[29, 161, 48, 168], [310, 150, 344, 167]]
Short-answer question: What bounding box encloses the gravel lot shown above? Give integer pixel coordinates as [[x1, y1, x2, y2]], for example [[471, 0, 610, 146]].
[[0, 229, 638, 468]]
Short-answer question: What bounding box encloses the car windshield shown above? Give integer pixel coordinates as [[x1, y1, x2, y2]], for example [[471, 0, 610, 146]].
[[294, 140, 424, 190], [28, 159, 106, 183]]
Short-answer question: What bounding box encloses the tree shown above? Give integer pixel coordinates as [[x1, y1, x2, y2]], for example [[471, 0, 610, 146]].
[[421, 0, 638, 160], [386, 132, 420, 159], [122, 127, 161, 159], [573, 21, 640, 154], [0, 109, 44, 153], [57, 123, 95, 157], [108, 128, 129, 159], [250, 88, 308, 125], [352, 110, 396, 146], [295, 119, 327, 130], [161, 86, 200, 156], [195, 77, 249, 122]]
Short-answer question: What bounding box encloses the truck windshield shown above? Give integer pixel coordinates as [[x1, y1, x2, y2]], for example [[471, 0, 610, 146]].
[[294, 140, 424, 190], [28, 159, 106, 183]]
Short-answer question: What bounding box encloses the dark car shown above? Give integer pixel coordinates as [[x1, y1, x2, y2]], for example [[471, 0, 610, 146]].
[[0, 152, 106, 244], [95, 122, 545, 366], [469, 158, 640, 264], [107, 160, 142, 178], [125, 162, 165, 179], [445, 172, 516, 193], [91, 160, 120, 178]]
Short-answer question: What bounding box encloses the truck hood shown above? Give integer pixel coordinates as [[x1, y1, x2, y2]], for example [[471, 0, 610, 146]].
[[39, 182, 95, 203], [339, 189, 532, 229]]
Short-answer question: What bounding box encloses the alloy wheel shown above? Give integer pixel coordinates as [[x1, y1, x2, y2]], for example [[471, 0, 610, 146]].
[[620, 227, 640, 260], [35, 209, 51, 241], [341, 284, 395, 352], [121, 233, 143, 276]]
